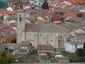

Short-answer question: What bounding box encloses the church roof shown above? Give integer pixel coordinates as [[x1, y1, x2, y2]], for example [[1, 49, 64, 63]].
[[24, 24, 70, 33]]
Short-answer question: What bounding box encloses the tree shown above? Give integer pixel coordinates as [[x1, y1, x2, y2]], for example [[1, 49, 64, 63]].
[[83, 42, 85, 51], [29, 46, 37, 55], [75, 48, 84, 57], [41, 0, 49, 10], [0, 51, 12, 64]]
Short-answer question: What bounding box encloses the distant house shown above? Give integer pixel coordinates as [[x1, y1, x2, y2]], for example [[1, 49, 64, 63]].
[[64, 9, 78, 21], [65, 29, 85, 53], [0, 24, 16, 43], [65, 42, 83, 53], [51, 14, 64, 23], [12, 41, 31, 56], [59, 1, 72, 8]]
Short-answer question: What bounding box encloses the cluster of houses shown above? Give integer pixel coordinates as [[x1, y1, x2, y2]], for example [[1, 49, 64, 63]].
[[0, 0, 85, 54]]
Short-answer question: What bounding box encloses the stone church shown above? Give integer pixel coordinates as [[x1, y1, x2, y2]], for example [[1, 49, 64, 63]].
[[17, 12, 68, 49]]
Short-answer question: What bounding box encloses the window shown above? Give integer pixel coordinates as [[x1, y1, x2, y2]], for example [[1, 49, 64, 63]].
[[60, 36, 62, 38], [34, 1, 36, 3], [40, 34, 42, 37], [77, 13, 82, 18], [19, 15, 22, 21], [59, 12, 63, 15]]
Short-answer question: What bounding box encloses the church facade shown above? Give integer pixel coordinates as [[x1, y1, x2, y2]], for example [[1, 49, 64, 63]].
[[17, 13, 68, 49]]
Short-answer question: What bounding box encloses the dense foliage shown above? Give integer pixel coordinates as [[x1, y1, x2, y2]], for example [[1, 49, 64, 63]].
[[83, 42, 85, 51], [41, 0, 49, 10], [75, 48, 84, 57], [11, 39, 16, 43], [0, 51, 12, 64]]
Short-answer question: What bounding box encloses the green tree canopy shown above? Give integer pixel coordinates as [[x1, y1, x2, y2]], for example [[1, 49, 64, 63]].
[[0, 51, 12, 64], [83, 42, 85, 50], [11, 39, 16, 43], [41, 0, 49, 10], [75, 48, 84, 57]]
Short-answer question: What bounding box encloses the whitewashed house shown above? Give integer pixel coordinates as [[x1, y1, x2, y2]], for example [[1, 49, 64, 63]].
[[65, 29, 85, 53]]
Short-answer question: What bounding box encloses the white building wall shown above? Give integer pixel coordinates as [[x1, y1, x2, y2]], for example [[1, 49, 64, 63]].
[[77, 45, 83, 49], [48, 33, 55, 47], [22, 32, 25, 41], [34, 32, 38, 47], [65, 43, 76, 53], [65, 43, 83, 53], [25, 32, 59, 48], [55, 33, 59, 48], [26, 32, 38, 47], [38, 32, 46, 45]]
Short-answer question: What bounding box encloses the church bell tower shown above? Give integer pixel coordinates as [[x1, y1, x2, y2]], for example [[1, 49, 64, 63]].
[[17, 12, 25, 43]]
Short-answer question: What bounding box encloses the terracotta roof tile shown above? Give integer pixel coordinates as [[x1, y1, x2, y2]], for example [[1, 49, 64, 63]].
[[37, 20, 45, 24], [41, 16, 48, 20], [67, 0, 85, 3], [38, 45, 54, 51], [64, 9, 78, 18], [0, 24, 8, 29], [0, 9, 16, 14], [3, 34, 16, 43]]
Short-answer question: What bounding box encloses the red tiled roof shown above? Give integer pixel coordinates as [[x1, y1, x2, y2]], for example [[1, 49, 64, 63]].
[[0, 10, 16, 14], [49, 12, 55, 16], [37, 20, 45, 24], [41, 16, 48, 20], [0, 24, 9, 29], [38, 45, 54, 51], [0, 24, 15, 31], [8, 26, 15, 31], [64, 10, 78, 18], [80, 2, 85, 5], [51, 15, 64, 22], [3, 34, 16, 43], [67, 0, 85, 3]]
